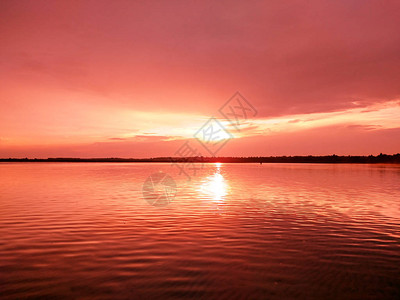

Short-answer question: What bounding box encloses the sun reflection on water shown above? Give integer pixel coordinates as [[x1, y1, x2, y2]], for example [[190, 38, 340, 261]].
[[199, 163, 228, 202]]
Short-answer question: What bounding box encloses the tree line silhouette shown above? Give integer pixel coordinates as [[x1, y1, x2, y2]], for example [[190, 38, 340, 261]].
[[1, 153, 400, 163]]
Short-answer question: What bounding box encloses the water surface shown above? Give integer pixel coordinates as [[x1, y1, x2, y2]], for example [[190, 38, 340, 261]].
[[0, 163, 399, 299]]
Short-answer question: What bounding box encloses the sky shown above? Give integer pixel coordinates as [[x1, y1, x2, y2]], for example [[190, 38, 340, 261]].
[[1, 0, 400, 158]]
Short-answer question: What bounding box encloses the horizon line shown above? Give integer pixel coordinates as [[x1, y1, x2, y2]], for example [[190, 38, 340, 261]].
[[1, 153, 399, 164]]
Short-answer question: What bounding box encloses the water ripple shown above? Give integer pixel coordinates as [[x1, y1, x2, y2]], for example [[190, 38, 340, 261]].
[[0, 163, 399, 299]]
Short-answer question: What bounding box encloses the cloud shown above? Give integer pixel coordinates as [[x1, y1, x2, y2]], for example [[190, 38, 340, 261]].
[[1, 0, 400, 118], [108, 137, 127, 141], [345, 124, 382, 131], [223, 126, 400, 157], [2, 125, 399, 158]]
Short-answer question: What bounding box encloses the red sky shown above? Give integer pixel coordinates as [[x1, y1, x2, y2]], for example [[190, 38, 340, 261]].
[[1, 0, 400, 158]]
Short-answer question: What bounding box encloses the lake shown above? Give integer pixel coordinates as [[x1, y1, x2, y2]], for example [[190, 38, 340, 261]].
[[0, 162, 399, 299]]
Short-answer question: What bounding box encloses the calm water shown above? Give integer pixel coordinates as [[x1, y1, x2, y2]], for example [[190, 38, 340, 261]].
[[0, 163, 399, 299]]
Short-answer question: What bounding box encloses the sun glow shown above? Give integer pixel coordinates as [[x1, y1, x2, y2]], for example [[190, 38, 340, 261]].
[[199, 163, 228, 202]]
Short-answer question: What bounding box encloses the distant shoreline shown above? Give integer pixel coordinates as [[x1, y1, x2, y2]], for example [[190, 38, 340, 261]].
[[1, 154, 399, 164]]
